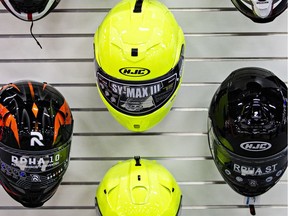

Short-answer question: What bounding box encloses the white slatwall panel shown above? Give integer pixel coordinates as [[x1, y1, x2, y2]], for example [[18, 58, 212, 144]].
[[0, 0, 287, 215]]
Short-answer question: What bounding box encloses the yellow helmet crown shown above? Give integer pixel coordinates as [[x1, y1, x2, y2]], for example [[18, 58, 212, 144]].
[[95, 156, 182, 216], [94, 0, 185, 132]]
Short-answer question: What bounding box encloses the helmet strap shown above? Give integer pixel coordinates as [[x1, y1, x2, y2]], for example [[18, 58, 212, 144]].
[[249, 204, 256, 215], [244, 196, 260, 215], [30, 21, 43, 49]]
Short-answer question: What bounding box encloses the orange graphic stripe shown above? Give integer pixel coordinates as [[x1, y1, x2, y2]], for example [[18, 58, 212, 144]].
[[0, 83, 21, 92], [53, 100, 73, 144], [43, 83, 47, 90], [0, 104, 20, 147], [28, 82, 35, 100]]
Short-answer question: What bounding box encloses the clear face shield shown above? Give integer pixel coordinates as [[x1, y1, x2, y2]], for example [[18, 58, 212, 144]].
[[0, 140, 71, 192], [208, 118, 287, 196], [95, 55, 183, 117]]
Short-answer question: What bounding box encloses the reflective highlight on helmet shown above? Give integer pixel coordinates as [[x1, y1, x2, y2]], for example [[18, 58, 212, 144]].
[[95, 156, 182, 216], [208, 67, 287, 197], [94, 0, 185, 132], [231, 0, 287, 23]]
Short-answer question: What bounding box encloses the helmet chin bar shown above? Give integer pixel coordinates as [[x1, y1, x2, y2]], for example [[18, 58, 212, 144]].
[[251, 0, 273, 18]]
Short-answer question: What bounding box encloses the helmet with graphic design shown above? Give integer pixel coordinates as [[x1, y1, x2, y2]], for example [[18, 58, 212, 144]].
[[231, 0, 287, 23], [95, 156, 182, 216], [0, 80, 73, 207], [0, 0, 60, 21], [208, 67, 287, 197], [94, 0, 185, 132]]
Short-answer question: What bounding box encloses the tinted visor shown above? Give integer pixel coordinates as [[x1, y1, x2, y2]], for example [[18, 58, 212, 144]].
[[208, 119, 287, 196], [95, 57, 183, 116], [9, 0, 50, 13], [0, 141, 70, 190]]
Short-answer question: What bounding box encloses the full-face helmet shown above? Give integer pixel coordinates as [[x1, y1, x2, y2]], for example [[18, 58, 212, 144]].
[[208, 67, 287, 197], [95, 156, 182, 215], [0, 80, 73, 207], [94, 0, 185, 132]]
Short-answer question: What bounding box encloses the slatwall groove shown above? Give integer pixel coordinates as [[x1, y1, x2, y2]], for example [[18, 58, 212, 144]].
[[1, 32, 287, 38], [0, 0, 287, 215]]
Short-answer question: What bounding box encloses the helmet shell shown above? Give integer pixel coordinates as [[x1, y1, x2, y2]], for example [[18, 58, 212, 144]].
[[231, 0, 287, 23], [0, 0, 60, 21], [0, 80, 73, 207], [208, 67, 287, 197], [94, 0, 185, 132], [96, 157, 182, 216]]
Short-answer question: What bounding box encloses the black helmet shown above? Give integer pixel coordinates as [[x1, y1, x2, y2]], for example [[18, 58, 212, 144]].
[[208, 67, 287, 197], [0, 81, 73, 207], [231, 0, 287, 23], [0, 0, 60, 21]]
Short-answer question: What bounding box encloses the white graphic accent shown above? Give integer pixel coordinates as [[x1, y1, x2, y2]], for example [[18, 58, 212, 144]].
[[31, 174, 41, 182], [225, 169, 231, 175], [251, 0, 273, 18], [233, 163, 278, 176], [236, 176, 244, 182], [248, 180, 258, 187], [30, 131, 44, 146], [11, 154, 60, 172], [266, 176, 273, 182], [276, 170, 283, 177], [240, 141, 272, 152]]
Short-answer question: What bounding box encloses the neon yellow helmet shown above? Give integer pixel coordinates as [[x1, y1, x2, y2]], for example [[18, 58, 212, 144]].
[[94, 0, 185, 132], [95, 156, 182, 216]]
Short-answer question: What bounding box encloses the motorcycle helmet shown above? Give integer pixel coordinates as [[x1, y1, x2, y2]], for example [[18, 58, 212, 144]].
[[231, 0, 287, 23], [0, 0, 60, 21], [95, 156, 182, 216], [94, 0, 185, 132], [0, 80, 73, 207], [208, 67, 287, 198]]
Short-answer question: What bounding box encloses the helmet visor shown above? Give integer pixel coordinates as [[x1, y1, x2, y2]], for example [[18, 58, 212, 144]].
[[208, 119, 287, 195], [0, 141, 70, 190], [95, 57, 183, 116]]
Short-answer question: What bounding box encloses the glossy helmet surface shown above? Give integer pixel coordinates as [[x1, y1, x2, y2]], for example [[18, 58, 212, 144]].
[[94, 0, 185, 132], [0, 0, 60, 21], [208, 67, 287, 197], [95, 156, 182, 216], [0, 81, 73, 207], [231, 0, 287, 23]]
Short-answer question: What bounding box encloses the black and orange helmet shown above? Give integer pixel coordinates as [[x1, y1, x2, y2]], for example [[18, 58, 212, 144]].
[[0, 80, 73, 207]]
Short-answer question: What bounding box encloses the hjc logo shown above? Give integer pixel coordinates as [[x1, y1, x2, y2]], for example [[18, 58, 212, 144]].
[[119, 67, 150, 77], [30, 131, 44, 146], [240, 141, 272, 152]]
